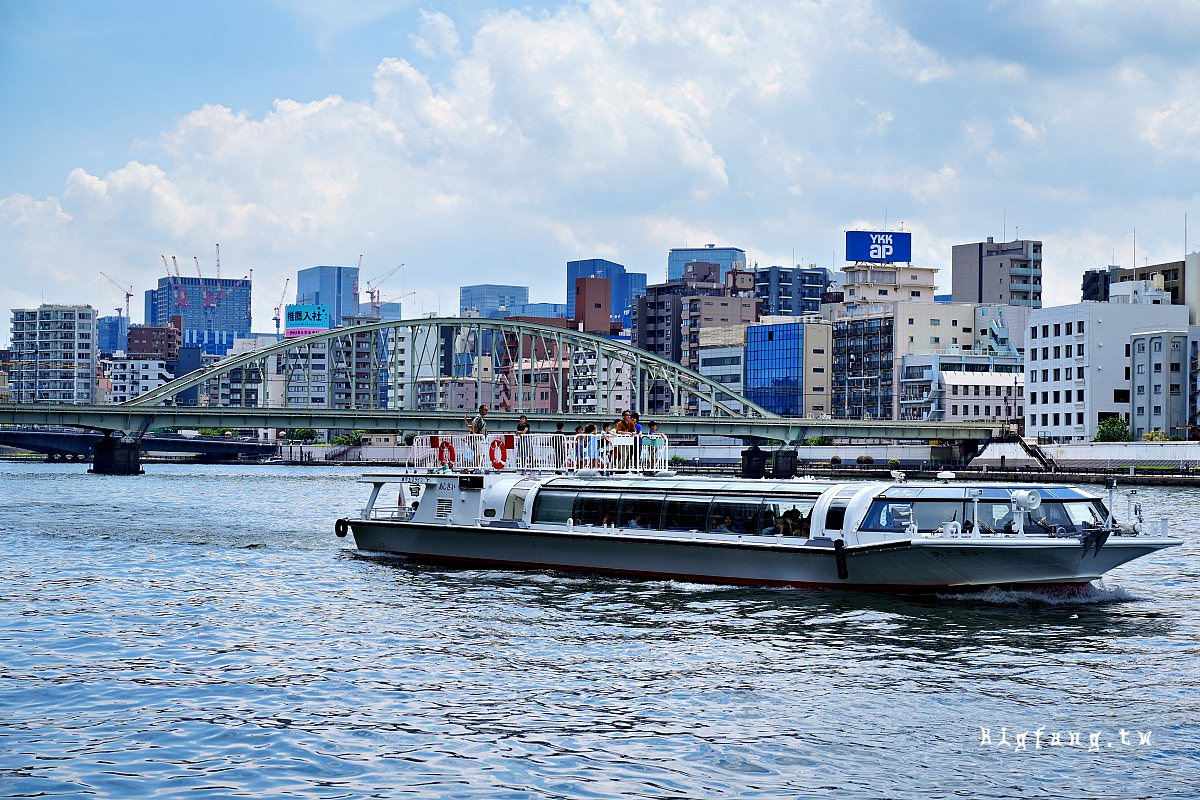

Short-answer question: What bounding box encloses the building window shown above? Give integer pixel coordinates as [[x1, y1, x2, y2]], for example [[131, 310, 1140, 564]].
[[1053, 324, 1061, 336], [1066, 322, 1073, 335], [1077, 321, 1085, 334], [1137, 406, 1145, 416], [930, 319, 940, 326]]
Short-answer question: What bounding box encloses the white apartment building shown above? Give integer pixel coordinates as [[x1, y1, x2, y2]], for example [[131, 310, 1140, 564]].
[[9, 304, 98, 404], [99, 354, 173, 404], [1026, 297, 1188, 442]]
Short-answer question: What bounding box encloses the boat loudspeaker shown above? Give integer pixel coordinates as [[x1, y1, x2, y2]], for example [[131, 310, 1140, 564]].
[[1011, 490, 1042, 511]]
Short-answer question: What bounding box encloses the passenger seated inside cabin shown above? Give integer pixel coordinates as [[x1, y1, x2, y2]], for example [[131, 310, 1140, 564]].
[[767, 517, 791, 536], [714, 513, 738, 533], [627, 513, 648, 528], [783, 508, 810, 537], [760, 511, 776, 535]]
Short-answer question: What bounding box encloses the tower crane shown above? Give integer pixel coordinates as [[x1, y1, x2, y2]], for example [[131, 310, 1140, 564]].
[[364, 263, 405, 319], [99, 272, 134, 318], [272, 278, 291, 335], [162, 255, 188, 309]]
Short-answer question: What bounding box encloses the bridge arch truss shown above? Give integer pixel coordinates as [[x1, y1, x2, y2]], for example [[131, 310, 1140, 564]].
[[126, 317, 775, 420]]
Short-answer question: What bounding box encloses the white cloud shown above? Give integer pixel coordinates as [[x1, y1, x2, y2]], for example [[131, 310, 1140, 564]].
[[410, 9, 462, 59], [3, 0, 1200, 340], [1007, 111, 1045, 144]]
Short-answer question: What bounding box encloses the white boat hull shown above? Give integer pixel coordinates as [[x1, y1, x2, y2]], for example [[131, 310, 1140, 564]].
[[347, 520, 1177, 590]]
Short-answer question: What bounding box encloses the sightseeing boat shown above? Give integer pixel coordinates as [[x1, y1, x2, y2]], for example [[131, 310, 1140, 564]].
[[334, 433, 1181, 591]]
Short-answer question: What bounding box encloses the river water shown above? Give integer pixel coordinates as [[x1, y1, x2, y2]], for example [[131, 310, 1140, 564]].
[[1, 462, 1198, 799]]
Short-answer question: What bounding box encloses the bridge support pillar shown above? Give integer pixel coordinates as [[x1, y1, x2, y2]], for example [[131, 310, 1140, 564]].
[[90, 434, 144, 475]]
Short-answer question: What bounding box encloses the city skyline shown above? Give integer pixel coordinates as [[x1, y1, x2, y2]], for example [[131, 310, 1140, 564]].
[[3, 1, 1200, 346]]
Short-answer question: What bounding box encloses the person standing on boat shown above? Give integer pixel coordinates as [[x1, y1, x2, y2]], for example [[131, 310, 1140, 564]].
[[514, 414, 530, 468], [616, 410, 637, 433], [466, 405, 488, 436]]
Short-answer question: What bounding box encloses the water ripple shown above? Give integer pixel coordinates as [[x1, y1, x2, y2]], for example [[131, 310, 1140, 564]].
[[1, 462, 1198, 798]]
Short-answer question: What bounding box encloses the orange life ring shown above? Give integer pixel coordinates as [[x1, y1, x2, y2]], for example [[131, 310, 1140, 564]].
[[437, 440, 456, 465], [489, 439, 508, 470]]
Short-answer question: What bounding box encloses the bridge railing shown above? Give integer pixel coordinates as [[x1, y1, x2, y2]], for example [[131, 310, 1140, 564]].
[[413, 433, 670, 473]]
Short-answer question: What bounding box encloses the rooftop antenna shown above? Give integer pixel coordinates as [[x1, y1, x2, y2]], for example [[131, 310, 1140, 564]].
[[1003, 208, 1007, 242], [1133, 228, 1137, 271]]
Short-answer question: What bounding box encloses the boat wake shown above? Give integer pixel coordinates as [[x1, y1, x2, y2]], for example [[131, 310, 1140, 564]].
[[935, 582, 1140, 606]]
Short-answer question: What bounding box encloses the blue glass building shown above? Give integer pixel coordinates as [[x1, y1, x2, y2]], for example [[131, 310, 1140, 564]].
[[96, 315, 130, 357], [297, 265, 360, 326], [144, 276, 252, 356], [667, 246, 747, 282], [508, 302, 568, 318], [460, 284, 529, 318], [566, 259, 648, 321], [754, 266, 832, 315], [745, 322, 806, 416]]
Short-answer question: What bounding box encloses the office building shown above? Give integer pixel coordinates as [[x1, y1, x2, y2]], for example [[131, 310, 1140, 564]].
[[296, 265, 360, 326], [8, 304, 97, 404], [951, 237, 1043, 308], [744, 319, 833, 417], [144, 275, 252, 355], [508, 302, 567, 319], [566, 259, 647, 321], [1025, 292, 1187, 442], [754, 266, 832, 315], [667, 245, 746, 282], [460, 284, 529, 318], [96, 315, 130, 358], [899, 351, 1024, 423]]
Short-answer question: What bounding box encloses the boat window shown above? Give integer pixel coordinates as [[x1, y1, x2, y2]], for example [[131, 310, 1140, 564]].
[[862, 500, 965, 533], [824, 504, 847, 531], [758, 499, 816, 536], [969, 501, 1016, 533], [531, 490, 577, 524], [617, 495, 665, 529], [1028, 501, 1092, 533], [663, 496, 713, 531], [504, 486, 532, 520], [707, 499, 762, 534], [1062, 500, 1108, 527], [574, 493, 620, 527]]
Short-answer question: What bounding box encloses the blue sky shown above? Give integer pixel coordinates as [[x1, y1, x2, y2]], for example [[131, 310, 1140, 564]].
[[2, 0, 1199, 339]]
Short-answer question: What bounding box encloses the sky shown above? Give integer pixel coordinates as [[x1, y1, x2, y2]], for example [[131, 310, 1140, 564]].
[[2, 0, 1200, 343]]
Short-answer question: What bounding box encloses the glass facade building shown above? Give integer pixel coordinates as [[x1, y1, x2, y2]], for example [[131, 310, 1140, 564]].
[[297, 265, 360, 326], [96, 315, 130, 357], [667, 246, 747, 282], [144, 276, 252, 356], [754, 266, 832, 315], [745, 322, 805, 416], [566, 259, 647, 322], [460, 284, 529, 318]]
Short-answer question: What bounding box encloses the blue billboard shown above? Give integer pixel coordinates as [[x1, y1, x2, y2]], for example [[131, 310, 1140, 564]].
[[846, 231, 912, 263], [285, 304, 331, 338]]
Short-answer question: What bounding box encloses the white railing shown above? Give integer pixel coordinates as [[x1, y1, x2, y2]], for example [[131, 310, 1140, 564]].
[[411, 432, 670, 473]]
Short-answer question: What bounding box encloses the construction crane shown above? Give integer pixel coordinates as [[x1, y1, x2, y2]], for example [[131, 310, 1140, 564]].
[[272, 278, 291, 335], [364, 263, 405, 319], [99, 272, 134, 318], [162, 255, 188, 309]]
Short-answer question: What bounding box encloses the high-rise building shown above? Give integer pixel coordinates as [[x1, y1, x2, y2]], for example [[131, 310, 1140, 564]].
[[144, 275, 252, 355], [754, 266, 832, 315], [459, 284, 529, 318], [667, 245, 746, 282], [744, 319, 833, 417], [96, 315, 130, 358], [951, 237, 1043, 308], [566, 259, 647, 321], [1025, 290, 1187, 442], [297, 265, 360, 326], [8, 304, 98, 404]]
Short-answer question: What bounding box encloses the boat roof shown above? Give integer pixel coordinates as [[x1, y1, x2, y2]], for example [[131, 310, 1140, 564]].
[[356, 471, 1098, 499]]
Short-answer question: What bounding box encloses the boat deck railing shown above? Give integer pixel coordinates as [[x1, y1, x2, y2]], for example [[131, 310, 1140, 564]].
[[411, 432, 670, 474]]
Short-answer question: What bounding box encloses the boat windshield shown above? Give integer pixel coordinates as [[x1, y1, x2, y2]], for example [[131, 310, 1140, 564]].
[[862, 497, 1112, 534]]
